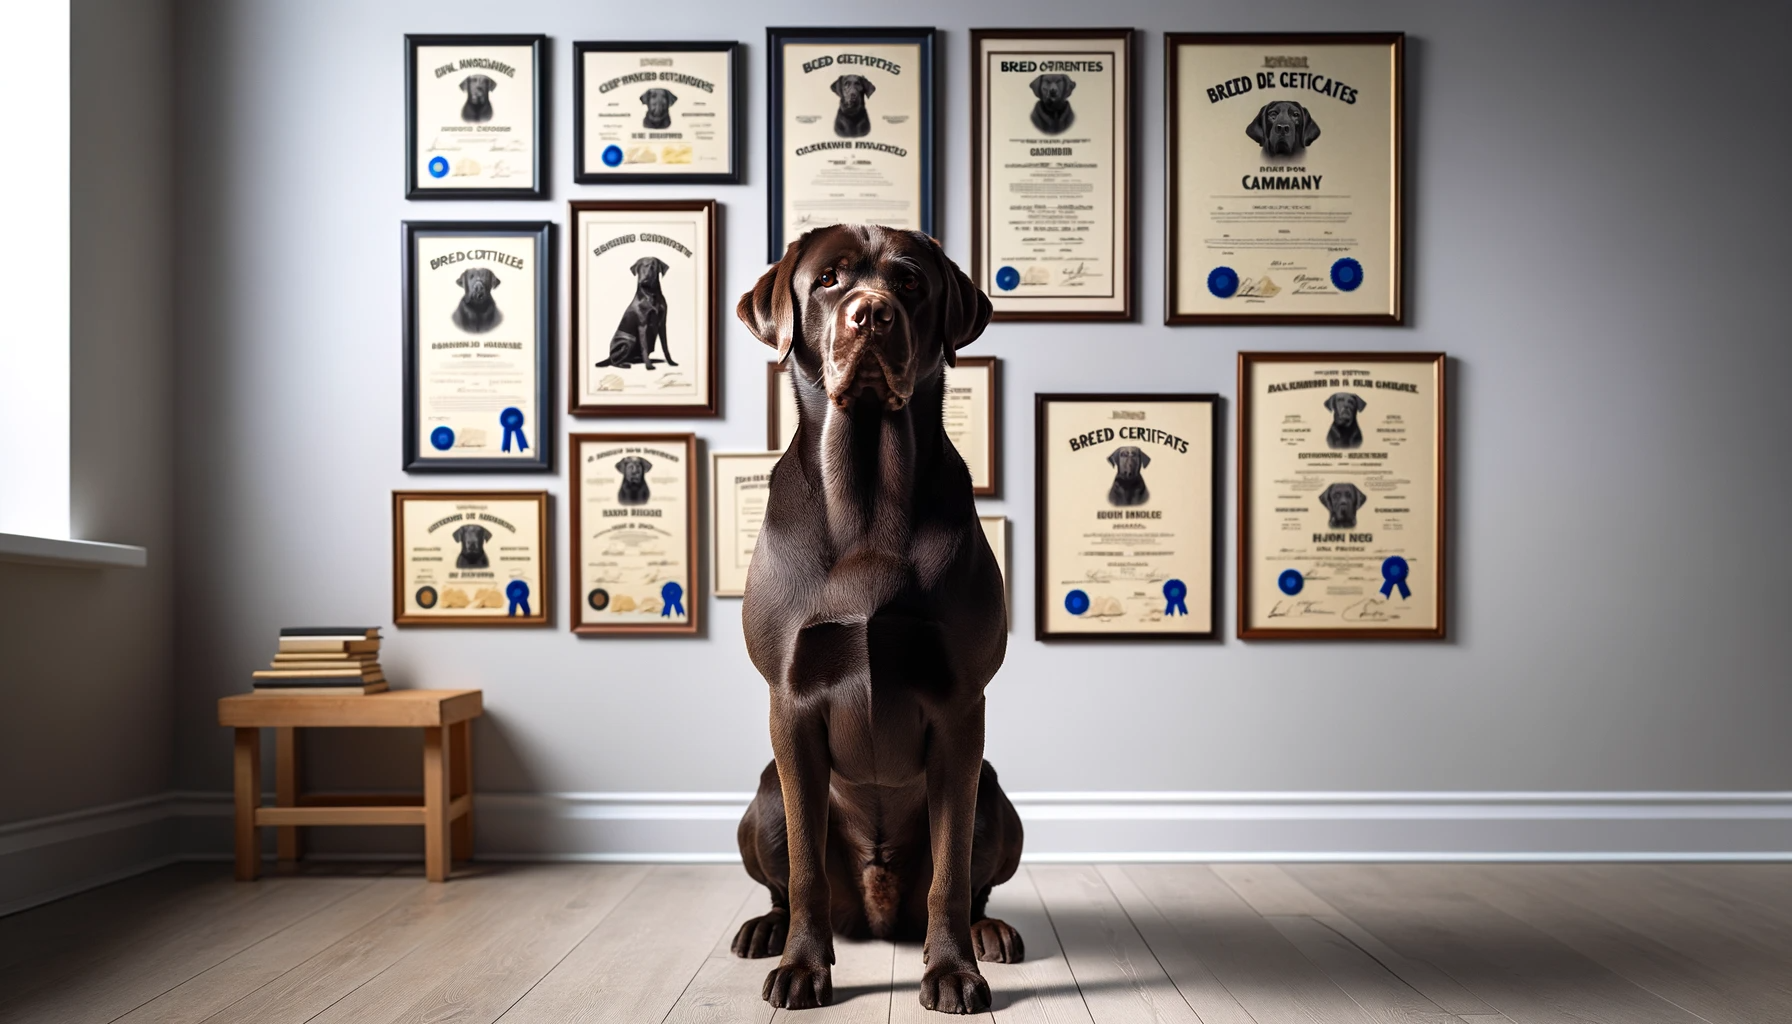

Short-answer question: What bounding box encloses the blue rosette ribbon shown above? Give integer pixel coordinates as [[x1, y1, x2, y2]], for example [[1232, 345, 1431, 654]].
[[995, 266, 1020, 291], [500, 407, 528, 452], [506, 580, 531, 617], [430, 426, 455, 451], [1278, 569, 1304, 596], [661, 581, 685, 617], [1162, 579, 1188, 616], [1064, 589, 1091, 616], [1330, 257, 1364, 292], [1379, 556, 1411, 599], [1207, 266, 1239, 299]]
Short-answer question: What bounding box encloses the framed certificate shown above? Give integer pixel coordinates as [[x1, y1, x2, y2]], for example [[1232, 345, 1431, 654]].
[[766, 27, 936, 260], [1036, 394, 1218, 641], [392, 491, 550, 627], [712, 450, 783, 598], [767, 362, 798, 451], [403, 221, 553, 473], [972, 29, 1134, 321], [1239, 353, 1444, 639], [570, 433, 698, 635], [573, 41, 744, 184], [406, 35, 547, 200], [947, 356, 1000, 496], [569, 201, 718, 418], [978, 514, 1009, 630], [1166, 33, 1403, 324]]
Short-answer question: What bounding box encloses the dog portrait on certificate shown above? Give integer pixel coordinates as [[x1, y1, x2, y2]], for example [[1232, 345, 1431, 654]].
[[1319, 481, 1367, 529], [1324, 392, 1366, 449], [1106, 446, 1151, 506], [1029, 73, 1076, 135], [1247, 100, 1320, 157], [460, 74, 496, 124], [616, 456, 653, 506], [451, 268, 503, 334], [830, 74, 875, 138], [641, 87, 677, 129]]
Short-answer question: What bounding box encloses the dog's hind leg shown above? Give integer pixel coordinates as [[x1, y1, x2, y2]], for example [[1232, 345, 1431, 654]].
[[656, 316, 677, 367], [734, 760, 791, 958]]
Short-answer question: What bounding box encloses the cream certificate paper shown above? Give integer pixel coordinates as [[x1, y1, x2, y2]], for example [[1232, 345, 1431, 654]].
[[713, 451, 783, 597], [978, 36, 1127, 315], [575, 437, 694, 630], [579, 49, 733, 177], [1173, 40, 1397, 317], [1041, 399, 1214, 636], [413, 44, 536, 191], [1243, 358, 1440, 633], [414, 235, 539, 461], [945, 360, 994, 492], [575, 208, 711, 410], [779, 41, 924, 244], [397, 495, 546, 623]]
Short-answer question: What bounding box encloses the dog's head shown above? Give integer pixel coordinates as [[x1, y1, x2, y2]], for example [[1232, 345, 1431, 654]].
[[1323, 392, 1365, 431], [738, 225, 991, 413], [640, 88, 677, 121], [1318, 482, 1367, 522], [452, 524, 489, 557], [615, 456, 652, 488], [455, 267, 500, 307], [1247, 101, 1320, 156], [1108, 446, 1149, 481], [460, 74, 495, 108], [1030, 74, 1076, 106], [830, 74, 875, 112], [631, 257, 669, 288]]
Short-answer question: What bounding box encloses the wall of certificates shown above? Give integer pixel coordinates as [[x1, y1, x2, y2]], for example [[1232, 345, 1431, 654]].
[[395, 29, 1434, 642]]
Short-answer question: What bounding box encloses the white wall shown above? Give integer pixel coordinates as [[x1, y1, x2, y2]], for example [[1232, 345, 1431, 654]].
[[166, 0, 1792, 858]]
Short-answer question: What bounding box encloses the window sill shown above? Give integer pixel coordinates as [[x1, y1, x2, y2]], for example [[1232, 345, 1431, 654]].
[[0, 533, 147, 569]]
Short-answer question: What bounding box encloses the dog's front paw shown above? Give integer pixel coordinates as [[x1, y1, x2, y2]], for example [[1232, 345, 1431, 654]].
[[662, 357, 679, 367], [919, 964, 990, 1014], [731, 908, 787, 958], [762, 958, 832, 1009], [971, 918, 1025, 963]]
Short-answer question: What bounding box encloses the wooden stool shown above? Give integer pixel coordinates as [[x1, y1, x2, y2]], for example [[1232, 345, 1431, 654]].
[[217, 689, 483, 882]]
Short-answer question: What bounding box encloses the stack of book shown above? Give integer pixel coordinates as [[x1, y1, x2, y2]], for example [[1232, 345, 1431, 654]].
[[252, 627, 387, 695]]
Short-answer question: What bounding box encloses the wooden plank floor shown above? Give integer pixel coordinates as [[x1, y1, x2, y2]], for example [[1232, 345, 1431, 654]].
[[2, 862, 1789, 1023]]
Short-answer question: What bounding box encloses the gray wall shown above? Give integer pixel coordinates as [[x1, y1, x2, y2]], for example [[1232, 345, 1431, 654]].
[[169, 0, 1792, 829]]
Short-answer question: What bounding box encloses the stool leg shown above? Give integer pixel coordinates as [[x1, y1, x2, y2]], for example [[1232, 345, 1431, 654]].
[[275, 727, 302, 862], [423, 725, 451, 882], [233, 727, 262, 881], [450, 719, 473, 862]]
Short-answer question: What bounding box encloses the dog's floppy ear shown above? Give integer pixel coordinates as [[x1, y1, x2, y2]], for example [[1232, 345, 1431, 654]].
[[455, 269, 468, 288], [666, 90, 677, 106], [920, 234, 991, 366], [487, 271, 500, 290], [1062, 75, 1077, 96], [1139, 449, 1151, 469], [738, 236, 808, 363], [1323, 393, 1339, 413], [1300, 104, 1320, 147], [1350, 484, 1367, 511], [1319, 486, 1338, 511], [1350, 393, 1364, 413], [862, 77, 875, 97], [460, 76, 469, 93], [1107, 448, 1121, 467], [1029, 75, 1045, 97], [654, 258, 670, 276], [1245, 103, 1269, 146], [640, 90, 652, 105], [830, 76, 844, 96]]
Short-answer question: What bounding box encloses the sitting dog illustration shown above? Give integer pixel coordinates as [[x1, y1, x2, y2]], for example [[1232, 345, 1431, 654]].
[[1324, 392, 1366, 450], [831, 74, 874, 138], [641, 88, 677, 129], [460, 74, 496, 124], [595, 257, 673, 370], [1246, 100, 1320, 157], [1319, 482, 1368, 529], [452, 268, 502, 334], [1029, 74, 1077, 135], [1107, 446, 1151, 507], [452, 523, 492, 569], [616, 456, 652, 506]]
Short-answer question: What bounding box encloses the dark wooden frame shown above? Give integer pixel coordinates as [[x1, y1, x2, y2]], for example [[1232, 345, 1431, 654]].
[[1237, 352, 1445, 639], [1164, 33, 1404, 325], [1034, 393, 1221, 642], [970, 28, 1136, 322], [391, 490, 551, 627], [953, 356, 1002, 497], [569, 432, 701, 636], [571, 40, 744, 185], [567, 200, 720, 418], [402, 221, 554, 473], [405, 34, 548, 200], [765, 26, 938, 261], [766, 361, 792, 450]]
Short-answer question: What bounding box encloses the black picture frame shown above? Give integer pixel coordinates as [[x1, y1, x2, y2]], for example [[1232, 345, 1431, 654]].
[[766, 27, 937, 261], [405, 34, 549, 201], [572, 41, 745, 185], [402, 221, 555, 473]]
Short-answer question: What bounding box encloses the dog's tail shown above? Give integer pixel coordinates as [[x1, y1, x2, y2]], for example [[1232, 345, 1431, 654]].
[[861, 864, 901, 940], [594, 358, 615, 367]]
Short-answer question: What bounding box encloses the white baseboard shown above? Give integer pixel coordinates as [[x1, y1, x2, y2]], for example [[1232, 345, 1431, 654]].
[[5, 789, 1790, 915]]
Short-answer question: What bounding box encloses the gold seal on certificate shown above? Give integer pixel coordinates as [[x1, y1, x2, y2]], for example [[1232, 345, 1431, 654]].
[[392, 491, 550, 626], [767, 28, 936, 260], [1167, 34, 1404, 324], [712, 451, 782, 598], [573, 42, 742, 184], [972, 30, 1134, 321], [403, 222, 552, 472], [569, 201, 717, 418], [570, 433, 698, 635], [1239, 353, 1445, 639], [1036, 395, 1218, 640], [406, 35, 545, 199]]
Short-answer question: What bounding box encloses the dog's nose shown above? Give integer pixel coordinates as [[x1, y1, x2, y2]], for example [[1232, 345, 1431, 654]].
[[846, 294, 894, 334]]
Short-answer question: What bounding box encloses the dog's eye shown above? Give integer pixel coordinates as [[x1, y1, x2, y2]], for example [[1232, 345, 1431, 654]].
[[901, 275, 919, 292], [816, 270, 837, 288]]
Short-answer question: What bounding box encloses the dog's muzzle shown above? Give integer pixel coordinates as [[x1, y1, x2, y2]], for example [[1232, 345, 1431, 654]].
[[826, 292, 911, 411]]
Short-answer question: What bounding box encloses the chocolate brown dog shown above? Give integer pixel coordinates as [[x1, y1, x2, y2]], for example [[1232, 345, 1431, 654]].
[[733, 224, 1022, 1014]]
